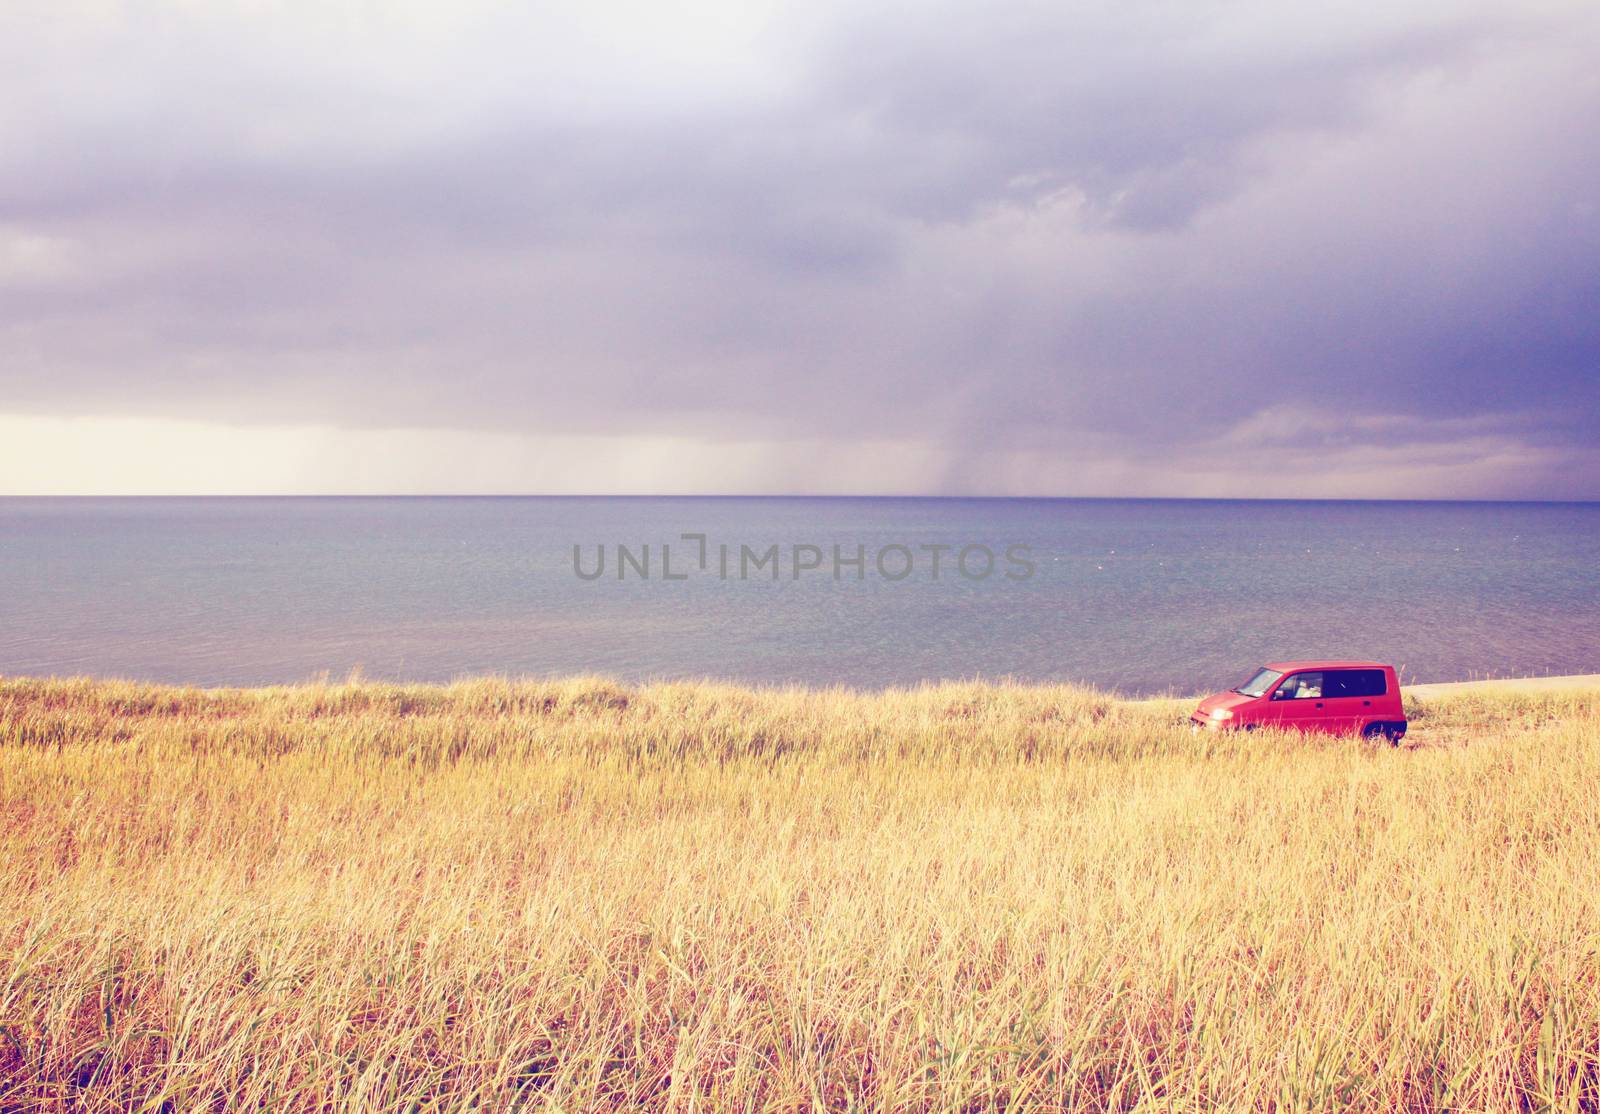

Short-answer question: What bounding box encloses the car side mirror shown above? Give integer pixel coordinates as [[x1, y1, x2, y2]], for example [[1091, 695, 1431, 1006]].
[[1271, 688, 1289, 701]]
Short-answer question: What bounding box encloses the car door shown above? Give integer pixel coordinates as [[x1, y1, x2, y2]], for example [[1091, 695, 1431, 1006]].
[[1319, 669, 1369, 734], [1261, 671, 1322, 731]]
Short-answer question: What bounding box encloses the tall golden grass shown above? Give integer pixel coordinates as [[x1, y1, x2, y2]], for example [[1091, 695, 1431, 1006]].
[[1, 675, 1596, 1111]]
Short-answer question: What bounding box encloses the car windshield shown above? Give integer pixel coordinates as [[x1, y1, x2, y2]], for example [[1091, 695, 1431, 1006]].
[[1233, 668, 1284, 697]]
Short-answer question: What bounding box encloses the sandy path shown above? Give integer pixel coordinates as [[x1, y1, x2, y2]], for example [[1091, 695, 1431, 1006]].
[[1403, 674, 1600, 700]]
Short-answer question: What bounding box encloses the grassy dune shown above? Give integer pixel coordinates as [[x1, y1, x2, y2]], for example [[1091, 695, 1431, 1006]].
[[1, 676, 1597, 1112]]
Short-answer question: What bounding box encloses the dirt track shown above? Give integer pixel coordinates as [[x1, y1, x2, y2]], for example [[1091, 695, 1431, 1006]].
[[1404, 674, 1600, 700]]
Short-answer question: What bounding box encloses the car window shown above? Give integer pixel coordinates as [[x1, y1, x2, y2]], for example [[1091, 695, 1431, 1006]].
[[1325, 669, 1386, 697], [1275, 672, 1323, 699], [1235, 667, 1284, 697]]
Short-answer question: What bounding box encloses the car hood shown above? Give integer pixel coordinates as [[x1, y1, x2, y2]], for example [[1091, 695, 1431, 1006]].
[[1195, 691, 1257, 716]]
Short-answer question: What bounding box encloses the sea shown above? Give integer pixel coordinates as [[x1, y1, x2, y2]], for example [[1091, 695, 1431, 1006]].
[[1, 497, 1596, 695]]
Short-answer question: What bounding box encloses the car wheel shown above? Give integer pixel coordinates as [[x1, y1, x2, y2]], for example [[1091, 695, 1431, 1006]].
[[1363, 722, 1400, 746]]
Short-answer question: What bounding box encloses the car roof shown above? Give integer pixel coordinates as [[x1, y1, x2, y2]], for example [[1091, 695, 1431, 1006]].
[[1262, 660, 1392, 672]]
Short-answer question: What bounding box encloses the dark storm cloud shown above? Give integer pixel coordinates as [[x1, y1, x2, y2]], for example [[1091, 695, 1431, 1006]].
[[1, 0, 1597, 495]]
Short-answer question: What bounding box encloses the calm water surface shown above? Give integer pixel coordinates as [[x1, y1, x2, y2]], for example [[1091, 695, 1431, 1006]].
[[2, 497, 1596, 694]]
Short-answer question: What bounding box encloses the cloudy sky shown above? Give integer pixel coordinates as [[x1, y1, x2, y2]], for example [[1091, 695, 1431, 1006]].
[[2, 0, 1596, 497]]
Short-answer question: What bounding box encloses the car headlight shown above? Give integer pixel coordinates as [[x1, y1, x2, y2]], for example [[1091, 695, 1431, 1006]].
[[1209, 708, 1234, 721]]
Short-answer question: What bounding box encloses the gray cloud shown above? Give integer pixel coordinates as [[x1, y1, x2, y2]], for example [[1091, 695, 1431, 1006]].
[[0, 0, 1596, 495]]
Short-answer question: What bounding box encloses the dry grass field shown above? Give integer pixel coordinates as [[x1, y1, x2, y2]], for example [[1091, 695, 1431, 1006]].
[[1, 675, 1597, 1112]]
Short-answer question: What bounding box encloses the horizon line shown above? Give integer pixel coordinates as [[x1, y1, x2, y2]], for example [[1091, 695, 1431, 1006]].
[[3, 493, 1597, 505]]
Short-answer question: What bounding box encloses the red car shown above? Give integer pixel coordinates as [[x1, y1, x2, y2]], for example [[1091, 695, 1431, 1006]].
[[1191, 660, 1407, 742]]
